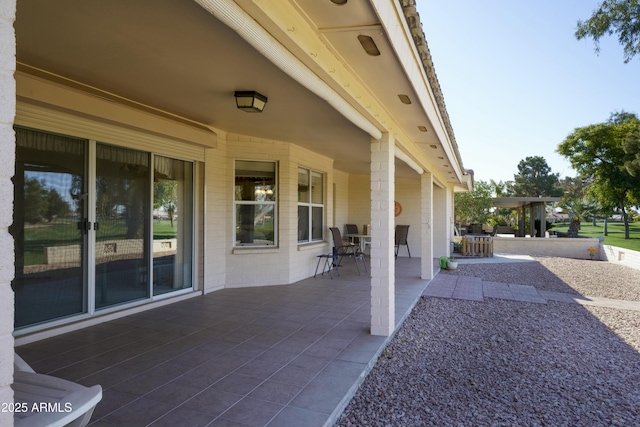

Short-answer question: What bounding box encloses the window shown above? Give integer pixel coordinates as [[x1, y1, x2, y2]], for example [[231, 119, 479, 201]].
[[153, 156, 194, 295], [235, 160, 277, 246], [298, 168, 324, 243]]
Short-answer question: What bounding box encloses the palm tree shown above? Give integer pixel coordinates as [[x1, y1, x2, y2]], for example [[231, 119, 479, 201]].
[[561, 197, 596, 237]]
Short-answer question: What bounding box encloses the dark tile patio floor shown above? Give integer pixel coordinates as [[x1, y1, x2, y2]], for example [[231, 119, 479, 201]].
[[15, 257, 433, 427]]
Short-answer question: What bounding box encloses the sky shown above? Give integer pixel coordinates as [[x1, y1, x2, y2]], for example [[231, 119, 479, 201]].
[[417, 0, 640, 185]]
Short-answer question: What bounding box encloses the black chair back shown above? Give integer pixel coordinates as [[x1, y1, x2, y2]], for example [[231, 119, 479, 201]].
[[395, 225, 409, 245], [345, 224, 359, 244], [329, 227, 345, 254], [395, 225, 411, 258]]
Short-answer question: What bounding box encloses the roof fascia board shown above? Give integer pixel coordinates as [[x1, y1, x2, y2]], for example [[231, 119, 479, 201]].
[[370, 0, 464, 181]]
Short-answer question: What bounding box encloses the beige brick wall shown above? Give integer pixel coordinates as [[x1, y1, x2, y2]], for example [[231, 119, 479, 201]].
[[217, 134, 336, 287], [394, 177, 421, 258], [203, 144, 228, 293], [289, 144, 334, 283], [347, 174, 370, 234], [332, 170, 349, 228], [0, 0, 15, 424]]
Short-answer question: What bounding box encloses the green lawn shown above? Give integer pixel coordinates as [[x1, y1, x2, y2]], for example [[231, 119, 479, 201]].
[[553, 221, 640, 252], [20, 218, 177, 265]]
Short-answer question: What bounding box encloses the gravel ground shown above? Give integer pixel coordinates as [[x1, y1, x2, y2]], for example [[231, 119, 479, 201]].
[[451, 257, 640, 301], [336, 258, 640, 427]]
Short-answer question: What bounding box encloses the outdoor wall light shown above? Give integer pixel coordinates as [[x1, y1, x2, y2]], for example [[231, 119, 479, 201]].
[[234, 91, 268, 113]]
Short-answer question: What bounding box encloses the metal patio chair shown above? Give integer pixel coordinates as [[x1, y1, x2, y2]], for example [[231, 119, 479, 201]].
[[330, 227, 367, 275], [395, 224, 411, 259]]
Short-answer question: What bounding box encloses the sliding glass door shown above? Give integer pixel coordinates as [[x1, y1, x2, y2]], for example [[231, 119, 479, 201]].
[[153, 156, 193, 296], [94, 144, 150, 309], [12, 127, 195, 330], [12, 128, 87, 328]]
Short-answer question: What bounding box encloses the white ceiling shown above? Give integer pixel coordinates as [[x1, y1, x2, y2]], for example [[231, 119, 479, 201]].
[[15, 0, 458, 180]]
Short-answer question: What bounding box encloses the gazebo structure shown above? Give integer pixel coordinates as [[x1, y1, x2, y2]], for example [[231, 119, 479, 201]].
[[493, 197, 561, 237]]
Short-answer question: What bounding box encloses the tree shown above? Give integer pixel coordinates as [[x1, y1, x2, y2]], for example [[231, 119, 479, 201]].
[[512, 156, 562, 197], [488, 179, 516, 226], [623, 129, 640, 176], [557, 111, 640, 239], [44, 188, 70, 222], [575, 0, 640, 63], [154, 180, 178, 227], [23, 177, 47, 224], [454, 180, 494, 231], [23, 177, 72, 224], [489, 179, 514, 197], [558, 175, 588, 200], [560, 197, 597, 236], [558, 176, 612, 227]]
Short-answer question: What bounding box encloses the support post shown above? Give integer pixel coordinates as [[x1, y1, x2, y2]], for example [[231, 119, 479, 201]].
[[421, 171, 433, 280], [370, 133, 395, 336], [0, 2, 16, 423]]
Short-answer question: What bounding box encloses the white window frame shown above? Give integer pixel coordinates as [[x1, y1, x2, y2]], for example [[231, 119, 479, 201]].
[[234, 160, 278, 247], [297, 167, 324, 244]]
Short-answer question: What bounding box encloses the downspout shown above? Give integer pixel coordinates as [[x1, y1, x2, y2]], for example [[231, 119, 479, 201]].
[[194, 0, 383, 140]]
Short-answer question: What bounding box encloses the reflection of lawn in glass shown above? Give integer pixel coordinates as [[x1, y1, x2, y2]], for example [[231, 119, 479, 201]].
[[153, 218, 177, 240], [254, 222, 274, 241], [235, 221, 275, 244], [23, 218, 177, 265]]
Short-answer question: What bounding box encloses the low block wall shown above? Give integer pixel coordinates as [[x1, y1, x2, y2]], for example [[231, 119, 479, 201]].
[[493, 237, 601, 260], [495, 226, 515, 234], [45, 239, 177, 264], [601, 245, 640, 271]]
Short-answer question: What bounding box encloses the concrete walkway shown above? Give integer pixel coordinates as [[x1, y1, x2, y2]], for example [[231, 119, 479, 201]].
[[424, 253, 640, 312]]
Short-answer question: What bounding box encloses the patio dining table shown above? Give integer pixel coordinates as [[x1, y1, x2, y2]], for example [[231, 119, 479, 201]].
[[346, 233, 371, 253]]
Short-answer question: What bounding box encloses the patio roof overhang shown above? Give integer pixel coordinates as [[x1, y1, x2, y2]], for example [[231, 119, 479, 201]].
[[493, 197, 562, 208], [14, 0, 470, 186]]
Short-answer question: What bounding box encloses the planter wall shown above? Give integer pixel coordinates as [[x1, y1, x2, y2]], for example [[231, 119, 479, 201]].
[[601, 245, 640, 271], [493, 237, 600, 260]]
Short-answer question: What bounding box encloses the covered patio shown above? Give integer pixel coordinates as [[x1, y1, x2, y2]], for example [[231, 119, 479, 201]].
[[493, 197, 562, 237], [2, 1, 473, 422], [16, 258, 433, 427]]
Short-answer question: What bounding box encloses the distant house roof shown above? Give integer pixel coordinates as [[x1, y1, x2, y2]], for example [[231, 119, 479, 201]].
[[493, 197, 561, 208], [547, 212, 569, 219]]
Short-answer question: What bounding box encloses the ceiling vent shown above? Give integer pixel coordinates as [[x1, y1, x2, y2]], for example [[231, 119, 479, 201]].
[[358, 35, 380, 56], [398, 94, 411, 104]]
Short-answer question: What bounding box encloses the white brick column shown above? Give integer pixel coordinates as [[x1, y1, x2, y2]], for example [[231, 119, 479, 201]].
[[445, 187, 454, 255], [0, 1, 16, 425], [203, 147, 227, 292], [370, 133, 394, 336], [421, 171, 433, 280]]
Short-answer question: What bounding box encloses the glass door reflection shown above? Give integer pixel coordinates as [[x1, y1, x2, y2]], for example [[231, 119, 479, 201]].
[[12, 127, 87, 328], [153, 156, 193, 295], [95, 144, 150, 309]]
